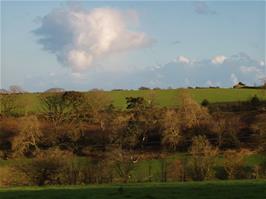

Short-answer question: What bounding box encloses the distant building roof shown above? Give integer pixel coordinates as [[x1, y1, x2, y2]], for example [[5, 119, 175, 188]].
[[233, 82, 246, 88]]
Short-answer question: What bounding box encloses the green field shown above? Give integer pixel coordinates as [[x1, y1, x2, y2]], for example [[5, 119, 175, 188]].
[[1, 180, 265, 199], [110, 88, 266, 108], [3, 88, 266, 113]]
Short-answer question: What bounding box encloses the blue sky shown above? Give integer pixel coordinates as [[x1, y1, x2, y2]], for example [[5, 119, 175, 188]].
[[1, 1, 265, 91]]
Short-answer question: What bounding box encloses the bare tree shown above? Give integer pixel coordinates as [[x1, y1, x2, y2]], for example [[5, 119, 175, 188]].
[[39, 93, 67, 131], [188, 135, 218, 181], [86, 91, 113, 129], [161, 109, 181, 151], [108, 148, 139, 183], [224, 150, 246, 179], [12, 115, 42, 156], [213, 115, 242, 149], [166, 159, 186, 182], [178, 91, 212, 129], [9, 85, 25, 93], [40, 92, 88, 151]]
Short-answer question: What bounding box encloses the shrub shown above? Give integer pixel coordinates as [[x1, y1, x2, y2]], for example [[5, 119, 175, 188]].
[[213, 116, 242, 150], [138, 86, 150, 90], [251, 114, 266, 153], [223, 150, 246, 179], [201, 99, 210, 107], [256, 158, 266, 178], [12, 115, 42, 157], [12, 148, 73, 186], [108, 148, 138, 183], [0, 95, 18, 117], [161, 110, 181, 151], [179, 93, 212, 129], [250, 95, 260, 107], [59, 156, 112, 185], [0, 118, 20, 159], [166, 159, 186, 182], [0, 166, 29, 187], [187, 136, 218, 181]]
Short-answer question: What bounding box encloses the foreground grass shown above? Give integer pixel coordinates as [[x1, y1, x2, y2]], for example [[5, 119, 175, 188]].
[[1, 180, 266, 199]]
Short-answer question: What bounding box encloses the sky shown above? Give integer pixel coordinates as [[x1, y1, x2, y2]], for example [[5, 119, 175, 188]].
[[1, 0, 266, 91]]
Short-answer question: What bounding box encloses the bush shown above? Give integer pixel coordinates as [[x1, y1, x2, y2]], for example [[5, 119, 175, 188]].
[[201, 99, 210, 107], [12, 148, 73, 186], [256, 158, 266, 178], [161, 110, 181, 151], [59, 156, 112, 185], [0, 118, 20, 159], [166, 159, 186, 182], [12, 115, 42, 157], [0, 166, 29, 187], [187, 136, 218, 181], [138, 87, 150, 90], [108, 148, 138, 183], [250, 95, 260, 107], [251, 114, 266, 153], [223, 150, 247, 179], [213, 116, 242, 150]]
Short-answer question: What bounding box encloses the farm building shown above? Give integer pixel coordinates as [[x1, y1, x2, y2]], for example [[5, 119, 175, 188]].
[[233, 82, 246, 88]]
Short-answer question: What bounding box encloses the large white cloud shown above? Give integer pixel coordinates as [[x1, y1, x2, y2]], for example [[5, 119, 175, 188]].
[[33, 6, 154, 72]]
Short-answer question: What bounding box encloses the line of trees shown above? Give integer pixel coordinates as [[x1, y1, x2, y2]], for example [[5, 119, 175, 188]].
[[0, 90, 266, 186]]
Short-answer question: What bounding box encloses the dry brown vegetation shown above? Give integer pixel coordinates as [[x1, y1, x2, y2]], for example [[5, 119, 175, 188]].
[[1, 91, 266, 186]]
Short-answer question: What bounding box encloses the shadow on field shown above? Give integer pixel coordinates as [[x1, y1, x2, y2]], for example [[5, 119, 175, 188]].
[[1, 181, 266, 199]]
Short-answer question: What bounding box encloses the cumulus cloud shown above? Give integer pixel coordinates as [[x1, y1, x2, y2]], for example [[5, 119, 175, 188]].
[[177, 56, 190, 64], [33, 6, 154, 72], [211, 55, 226, 64], [24, 52, 265, 91], [147, 53, 264, 88], [193, 2, 216, 15]]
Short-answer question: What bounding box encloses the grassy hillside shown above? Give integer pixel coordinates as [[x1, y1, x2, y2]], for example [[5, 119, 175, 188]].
[[1, 180, 265, 199], [110, 88, 266, 108], [2, 88, 266, 113]]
